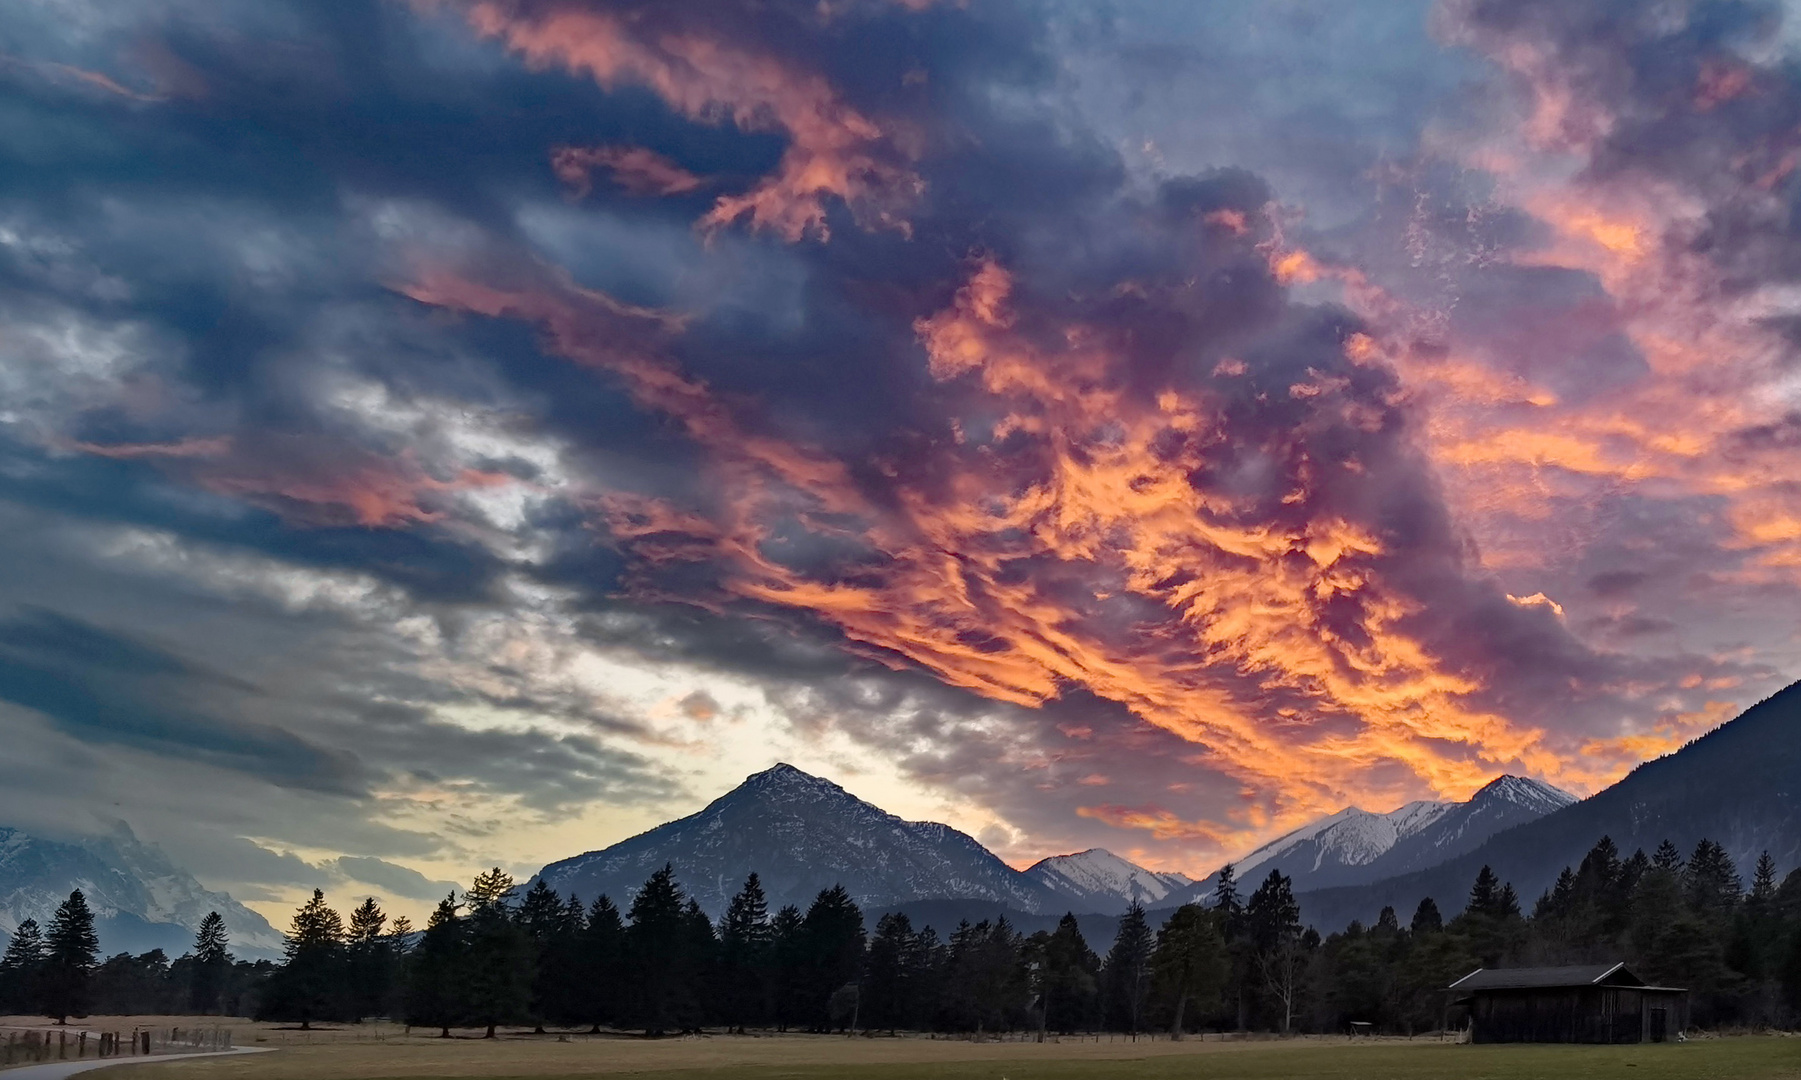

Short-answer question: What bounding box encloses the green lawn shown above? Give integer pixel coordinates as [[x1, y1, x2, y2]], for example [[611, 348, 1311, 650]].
[[606, 1039, 1799, 1080]]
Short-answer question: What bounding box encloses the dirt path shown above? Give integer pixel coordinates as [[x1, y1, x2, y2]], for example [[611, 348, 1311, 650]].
[[1, 1048, 274, 1080]]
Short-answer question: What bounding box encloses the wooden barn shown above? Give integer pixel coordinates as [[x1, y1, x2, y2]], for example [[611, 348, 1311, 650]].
[[1448, 963, 1688, 1044]]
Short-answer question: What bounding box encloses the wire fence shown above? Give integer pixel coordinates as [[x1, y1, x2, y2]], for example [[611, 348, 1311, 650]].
[[0, 1025, 232, 1068]]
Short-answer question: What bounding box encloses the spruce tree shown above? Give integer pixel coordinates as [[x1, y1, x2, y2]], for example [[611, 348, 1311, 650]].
[[1685, 840, 1743, 919], [579, 895, 624, 1032], [1041, 913, 1099, 1034], [863, 912, 915, 1033], [190, 911, 232, 1014], [1751, 852, 1779, 906], [1102, 902, 1154, 1035], [0, 918, 46, 1015], [1246, 871, 1304, 1033], [799, 885, 865, 1032], [1652, 839, 1685, 872], [717, 873, 772, 1032], [769, 904, 806, 1032], [42, 890, 100, 1024], [406, 893, 466, 1037], [463, 868, 530, 1038], [625, 865, 701, 1036], [1409, 897, 1442, 936], [1466, 866, 1501, 917], [515, 879, 564, 1032], [1151, 904, 1226, 1038], [345, 897, 391, 1022], [263, 889, 347, 1028]]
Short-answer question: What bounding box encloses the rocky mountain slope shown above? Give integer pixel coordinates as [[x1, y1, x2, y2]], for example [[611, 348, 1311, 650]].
[[1296, 683, 1801, 930], [0, 823, 284, 959], [1183, 775, 1576, 899], [537, 764, 1072, 918], [1022, 849, 1192, 915]]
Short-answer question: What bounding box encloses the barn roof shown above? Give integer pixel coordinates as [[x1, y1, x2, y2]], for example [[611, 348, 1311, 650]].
[[1448, 962, 1647, 991]]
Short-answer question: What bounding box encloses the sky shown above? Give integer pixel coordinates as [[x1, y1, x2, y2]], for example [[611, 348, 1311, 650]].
[[2, 0, 1800, 928]]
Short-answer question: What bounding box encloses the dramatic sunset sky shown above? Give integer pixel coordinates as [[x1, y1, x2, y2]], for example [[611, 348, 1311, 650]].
[[2, 0, 1799, 924]]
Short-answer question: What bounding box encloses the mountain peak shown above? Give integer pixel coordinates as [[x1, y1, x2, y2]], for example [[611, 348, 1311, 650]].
[[1474, 775, 1577, 812], [738, 763, 849, 797], [1023, 847, 1193, 913], [538, 765, 1063, 918]]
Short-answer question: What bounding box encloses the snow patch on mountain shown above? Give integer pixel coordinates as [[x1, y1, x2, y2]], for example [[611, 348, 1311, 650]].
[[537, 763, 1070, 918], [1190, 775, 1578, 899], [0, 823, 284, 959], [1023, 849, 1192, 913]]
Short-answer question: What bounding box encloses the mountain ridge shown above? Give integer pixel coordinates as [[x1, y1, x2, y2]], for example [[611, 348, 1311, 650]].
[[1181, 774, 1577, 901], [0, 823, 284, 960], [1293, 682, 1801, 930]]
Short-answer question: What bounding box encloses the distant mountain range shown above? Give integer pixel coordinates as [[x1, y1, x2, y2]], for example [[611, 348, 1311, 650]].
[[1181, 775, 1577, 899], [531, 763, 1579, 922], [0, 823, 284, 960], [9, 682, 1792, 960], [1296, 682, 1801, 930], [1024, 849, 1192, 914]]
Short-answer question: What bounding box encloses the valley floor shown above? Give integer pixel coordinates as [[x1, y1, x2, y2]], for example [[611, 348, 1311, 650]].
[[13, 1018, 1792, 1080]]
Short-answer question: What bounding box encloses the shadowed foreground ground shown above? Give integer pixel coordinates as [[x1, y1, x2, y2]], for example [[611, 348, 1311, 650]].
[[60, 1019, 1796, 1080]]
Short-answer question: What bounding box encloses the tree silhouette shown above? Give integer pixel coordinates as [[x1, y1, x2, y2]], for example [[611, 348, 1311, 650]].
[[1102, 902, 1153, 1036], [42, 890, 99, 1024], [190, 911, 232, 1014], [0, 918, 46, 1015], [1151, 904, 1226, 1038]]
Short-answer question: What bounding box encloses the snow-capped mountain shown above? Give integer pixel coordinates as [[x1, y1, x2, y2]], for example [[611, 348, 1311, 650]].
[[1023, 849, 1192, 915], [0, 823, 284, 960], [536, 764, 1069, 918], [1188, 775, 1577, 899], [1299, 683, 1801, 931]]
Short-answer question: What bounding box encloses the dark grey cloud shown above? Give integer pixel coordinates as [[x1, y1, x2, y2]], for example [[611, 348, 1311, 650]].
[[0, 0, 1793, 901]]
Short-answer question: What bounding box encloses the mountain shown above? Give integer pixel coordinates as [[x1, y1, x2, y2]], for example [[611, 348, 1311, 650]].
[[1184, 775, 1576, 900], [536, 764, 1070, 918], [1295, 683, 1801, 931], [1023, 849, 1192, 914], [0, 823, 284, 960]]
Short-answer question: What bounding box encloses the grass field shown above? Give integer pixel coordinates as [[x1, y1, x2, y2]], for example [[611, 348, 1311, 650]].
[[65, 1018, 1797, 1080]]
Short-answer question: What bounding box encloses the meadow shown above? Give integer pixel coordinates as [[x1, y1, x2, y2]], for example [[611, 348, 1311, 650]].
[[66, 1018, 1797, 1080]]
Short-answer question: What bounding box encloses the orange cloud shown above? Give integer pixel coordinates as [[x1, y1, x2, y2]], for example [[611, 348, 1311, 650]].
[[551, 144, 703, 198], [440, 0, 922, 240]]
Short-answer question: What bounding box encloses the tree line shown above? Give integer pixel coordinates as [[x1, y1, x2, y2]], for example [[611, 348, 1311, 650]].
[[4, 834, 1799, 1034], [0, 896, 270, 1021]]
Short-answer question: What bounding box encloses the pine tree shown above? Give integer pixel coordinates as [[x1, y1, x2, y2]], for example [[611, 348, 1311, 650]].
[[717, 873, 772, 1032], [1103, 902, 1154, 1035], [799, 885, 864, 1032], [515, 879, 564, 1032], [0, 918, 46, 1015], [1213, 863, 1243, 933], [345, 897, 391, 1022], [462, 868, 530, 1038], [1409, 898, 1442, 936], [625, 865, 702, 1036], [1652, 839, 1685, 872], [1466, 866, 1501, 917], [1151, 905, 1226, 1038], [863, 912, 917, 1033], [578, 896, 624, 1032], [190, 911, 232, 1014], [1041, 913, 1099, 1034], [1685, 840, 1743, 919], [42, 890, 100, 1024], [769, 904, 806, 1032], [262, 889, 347, 1028], [1751, 853, 1779, 905], [405, 893, 466, 1037], [1246, 871, 1305, 1034]]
